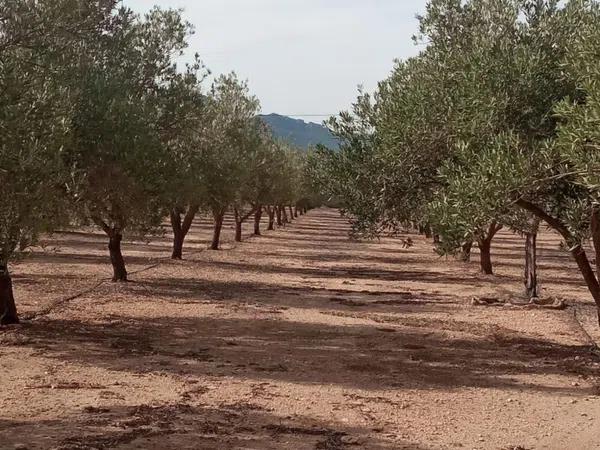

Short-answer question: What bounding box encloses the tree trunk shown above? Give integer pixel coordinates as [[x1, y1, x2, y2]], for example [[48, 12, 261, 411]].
[[298, 207, 304, 216], [267, 207, 275, 231], [234, 208, 243, 243], [517, 199, 600, 324], [459, 241, 473, 262], [572, 245, 600, 325], [294, 206, 298, 218], [0, 264, 19, 325], [524, 228, 538, 299], [170, 204, 199, 260], [282, 206, 289, 224], [433, 234, 440, 244], [288, 205, 294, 221], [591, 208, 600, 277], [235, 221, 242, 242], [424, 225, 432, 239], [478, 238, 493, 275], [108, 231, 127, 282], [254, 206, 263, 235], [478, 222, 502, 275], [276, 206, 283, 227], [171, 216, 184, 260], [590, 208, 600, 324], [211, 209, 225, 250]]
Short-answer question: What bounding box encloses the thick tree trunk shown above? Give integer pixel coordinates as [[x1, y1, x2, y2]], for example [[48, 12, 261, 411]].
[[171, 222, 184, 260], [0, 265, 19, 325], [276, 206, 283, 227], [170, 204, 199, 260], [478, 222, 502, 275], [211, 209, 225, 250], [254, 206, 263, 236], [294, 206, 298, 218], [288, 205, 294, 221], [478, 239, 493, 275], [108, 231, 127, 282], [517, 199, 600, 325], [524, 228, 538, 299], [235, 222, 242, 242], [268, 207, 275, 230], [234, 207, 243, 243]]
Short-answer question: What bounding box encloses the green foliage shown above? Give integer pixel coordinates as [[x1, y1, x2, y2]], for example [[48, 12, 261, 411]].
[[0, 0, 119, 263], [197, 73, 261, 215], [66, 6, 198, 238], [310, 0, 600, 255]]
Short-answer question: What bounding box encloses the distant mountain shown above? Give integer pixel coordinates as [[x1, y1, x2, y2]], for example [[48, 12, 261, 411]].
[[260, 113, 339, 150]]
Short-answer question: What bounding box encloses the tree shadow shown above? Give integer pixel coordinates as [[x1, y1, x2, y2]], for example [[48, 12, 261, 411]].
[[185, 259, 520, 286], [0, 403, 419, 450], [123, 276, 460, 315], [10, 314, 598, 397]]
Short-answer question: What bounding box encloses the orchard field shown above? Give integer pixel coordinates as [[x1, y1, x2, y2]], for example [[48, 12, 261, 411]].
[[1, 209, 599, 450], [3, 1, 600, 449]]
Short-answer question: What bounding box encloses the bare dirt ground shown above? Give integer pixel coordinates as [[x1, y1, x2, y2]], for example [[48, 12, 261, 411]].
[[1, 208, 600, 450]]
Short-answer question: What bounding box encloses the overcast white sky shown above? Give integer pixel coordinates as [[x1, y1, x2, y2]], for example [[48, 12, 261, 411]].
[[122, 0, 429, 123]]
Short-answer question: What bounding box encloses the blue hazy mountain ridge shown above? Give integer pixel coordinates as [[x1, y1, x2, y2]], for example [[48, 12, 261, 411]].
[[260, 113, 339, 150]]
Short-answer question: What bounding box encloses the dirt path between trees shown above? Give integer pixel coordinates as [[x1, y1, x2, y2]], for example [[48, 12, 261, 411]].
[[1, 208, 599, 450]]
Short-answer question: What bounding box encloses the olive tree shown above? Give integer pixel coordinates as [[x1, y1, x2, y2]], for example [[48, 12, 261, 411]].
[[0, 0, 118, 324], [425, 0, 600, 314], [198, 73, 261, 250], [67, 7, 194, 281], [163, 64, 208, 260]]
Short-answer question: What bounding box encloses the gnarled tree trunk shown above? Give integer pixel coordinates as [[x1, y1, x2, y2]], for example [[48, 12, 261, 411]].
[[524, 220, 540, 299], [254, 206, 263, 236], [234, 207, 256, 242], [0, 264, 19, 325], [211, 208, 225, 250], [170, 204, 199, 260], [91, 216, 128, 282], [108, 231, 127, 282], [478, 222, 503, 275]]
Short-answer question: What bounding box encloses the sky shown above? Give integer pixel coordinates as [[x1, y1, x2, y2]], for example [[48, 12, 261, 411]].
[[122, 0, 429, 124]]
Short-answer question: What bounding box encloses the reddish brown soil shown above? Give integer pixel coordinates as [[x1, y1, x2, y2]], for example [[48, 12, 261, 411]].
[[1, 208, 599, 450]]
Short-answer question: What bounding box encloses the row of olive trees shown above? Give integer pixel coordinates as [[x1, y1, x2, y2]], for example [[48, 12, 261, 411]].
[[310, 0, 600, 324], [0, 0, 315, 325]]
